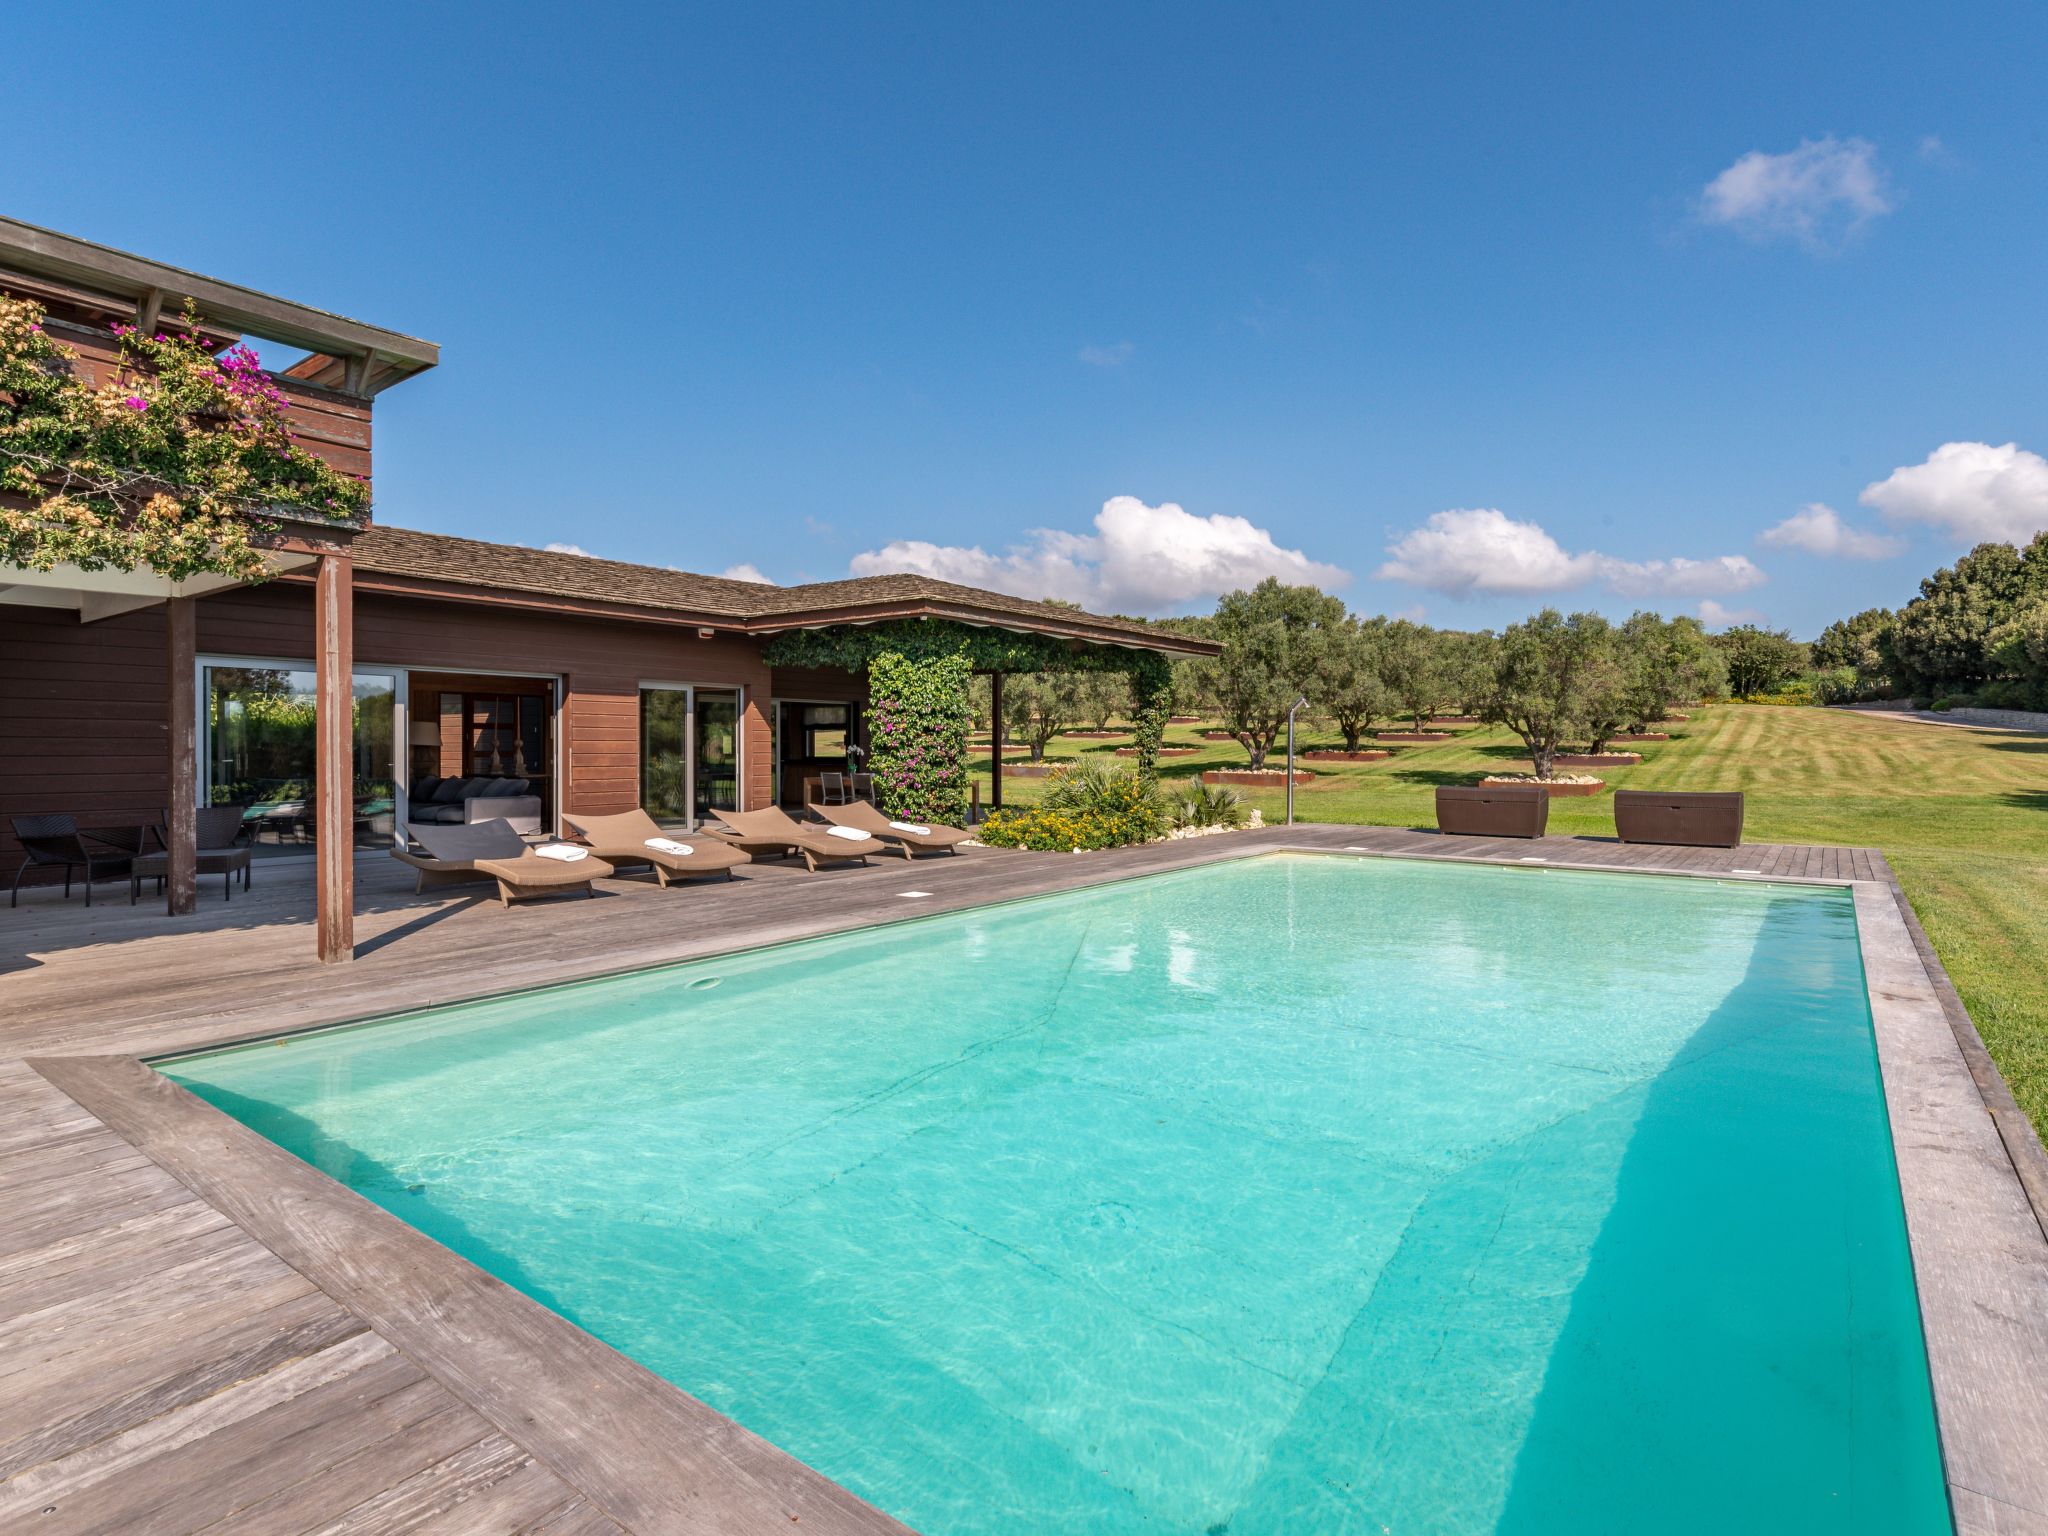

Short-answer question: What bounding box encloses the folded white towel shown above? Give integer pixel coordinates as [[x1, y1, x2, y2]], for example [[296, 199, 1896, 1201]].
[[825, 825, 872, 842], [532, 843, 588, 862], [645, 837, 693, 855], [889, 821, 933, 836]]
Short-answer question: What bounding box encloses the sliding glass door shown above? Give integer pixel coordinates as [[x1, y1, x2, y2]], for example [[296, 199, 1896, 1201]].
[[640, 687, 691, 825], [638, 685, 743, 829], [203, 664, 399, 852]]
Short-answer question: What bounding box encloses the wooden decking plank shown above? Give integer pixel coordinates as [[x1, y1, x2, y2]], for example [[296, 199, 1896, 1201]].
[[0, 1161, 202, 1261], [303, 1435, 548, 1536], [0, 1298, 364, 1485], [0, 1275, 333, 1463], [196, 1403, 502, 1536], [15, 1355, 440, 1536], [0, 1205, 243, 1321], [0, 1333, 399, 1524], [520, 1498, 632, 1536], [403, 1457, 600, 1535]]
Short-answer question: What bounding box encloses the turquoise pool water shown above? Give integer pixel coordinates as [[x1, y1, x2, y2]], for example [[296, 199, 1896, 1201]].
[[164, 854, 1950, 1534]]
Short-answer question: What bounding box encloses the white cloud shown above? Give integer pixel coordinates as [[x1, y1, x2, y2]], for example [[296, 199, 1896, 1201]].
[[718, 563, 776, 584], [1699, 136, 1893, 251], [849, 495, 1347, 615], [1078, 341, 1134, 368], [1859, 441, 2048, 545], [1699, 599, 1766, 629], [1375, 508, 1766, 600], [544, 541, 595, 557], [1758, 502, 1905, 560]]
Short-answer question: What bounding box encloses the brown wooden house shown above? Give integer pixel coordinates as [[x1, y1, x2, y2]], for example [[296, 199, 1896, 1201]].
[[1, 220, 1209, 960]]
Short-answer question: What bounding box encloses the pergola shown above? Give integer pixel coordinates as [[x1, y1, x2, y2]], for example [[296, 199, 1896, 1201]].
[[0, 218, 438, 963]]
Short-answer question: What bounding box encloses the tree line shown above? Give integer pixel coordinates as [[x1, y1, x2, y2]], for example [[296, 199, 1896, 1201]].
[[1813, 533, 2048, 710], [980, 579, 1801, 780]]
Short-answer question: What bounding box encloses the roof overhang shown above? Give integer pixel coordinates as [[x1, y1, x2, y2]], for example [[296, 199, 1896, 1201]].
[[0, 551, 317, 623], [0, 217, 439, 395], [327, 569, 1220, 655]]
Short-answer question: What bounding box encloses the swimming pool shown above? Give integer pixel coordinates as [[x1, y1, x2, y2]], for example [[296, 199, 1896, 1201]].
[[163, 853, 1950, 1534]]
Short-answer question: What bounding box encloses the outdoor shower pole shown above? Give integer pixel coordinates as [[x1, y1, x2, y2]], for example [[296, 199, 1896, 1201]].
[[1286, 695, 1307, 826]]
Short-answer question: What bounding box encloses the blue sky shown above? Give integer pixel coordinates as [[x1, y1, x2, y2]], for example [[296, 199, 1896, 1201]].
[[10, 2, 2046, 635]]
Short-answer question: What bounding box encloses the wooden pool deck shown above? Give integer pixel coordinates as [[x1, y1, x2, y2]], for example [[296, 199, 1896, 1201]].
[[5, 828, 2046, 1534]]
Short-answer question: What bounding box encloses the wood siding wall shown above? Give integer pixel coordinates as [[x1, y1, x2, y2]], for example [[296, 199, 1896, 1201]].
[[0, 585, 779, 873]]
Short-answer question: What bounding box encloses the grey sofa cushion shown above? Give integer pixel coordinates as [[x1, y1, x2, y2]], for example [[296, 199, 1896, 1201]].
[[430, 777, 469, 804], [413, 775, 442, 801]]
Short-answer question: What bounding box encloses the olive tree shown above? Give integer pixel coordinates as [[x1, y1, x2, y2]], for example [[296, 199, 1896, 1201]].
[[1481, 609, 1627, 778], [1378, 620, 1447, 730], [1001, 671, 1085, 761], [1186, 578, 1346, 769], [1714, 624, 1805, 698], [1314, 615, 1392, 751]]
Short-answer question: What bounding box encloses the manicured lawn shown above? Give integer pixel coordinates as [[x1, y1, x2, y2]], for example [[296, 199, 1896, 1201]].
[[973, 705, 2048, 1133]]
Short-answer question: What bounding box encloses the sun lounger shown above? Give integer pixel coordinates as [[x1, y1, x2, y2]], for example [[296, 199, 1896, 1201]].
[[1613, 790, 1744, 848], [814, 800, 971, 857], [702, 806, 883, 871], [1435, 784, 1549, 838], [393, 819, 614, 905], [562, 808, 751, 884]]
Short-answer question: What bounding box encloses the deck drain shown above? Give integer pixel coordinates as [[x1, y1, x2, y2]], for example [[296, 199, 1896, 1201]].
[[1517, 856, 1546, 863], [1731, 868, 1762, 875], [899, 890, 933, 899]]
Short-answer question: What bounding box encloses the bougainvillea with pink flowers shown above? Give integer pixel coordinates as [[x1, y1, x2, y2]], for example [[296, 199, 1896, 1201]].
[[0, 295, 369, 582]]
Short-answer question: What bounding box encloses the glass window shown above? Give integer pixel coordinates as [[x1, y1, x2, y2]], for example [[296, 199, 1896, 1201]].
[[204, 665, 398, 852], [695, 689, 740, 820], [640, 688, 690, 825]]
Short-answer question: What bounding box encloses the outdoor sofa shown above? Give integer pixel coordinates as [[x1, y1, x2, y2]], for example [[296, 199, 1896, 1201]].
[[393, 819, 613, 905], [814, 800, 972, 857], [703, 806, 885, 871], [407, 774, 544, 834], [562, 808, 751, 884], [1434, 784, 1549, 839], [1613, 790, 1745, 848]]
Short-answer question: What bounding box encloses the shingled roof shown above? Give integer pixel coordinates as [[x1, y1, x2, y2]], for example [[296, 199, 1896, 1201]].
[[349, 525, 1215, 655]]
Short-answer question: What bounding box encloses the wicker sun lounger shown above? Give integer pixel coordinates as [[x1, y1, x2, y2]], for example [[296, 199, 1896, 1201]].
[[562, 808, 751, 884], [1435, 784, 1549, 839], [813, 800, 971, 857], [393, 819, 614, 905], [702, 806, 883, 871], [1613, 790, 1744, 848]]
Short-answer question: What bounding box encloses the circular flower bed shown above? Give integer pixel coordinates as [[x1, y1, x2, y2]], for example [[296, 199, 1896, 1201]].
[[1200, 730, 1237, 740], [1377, 731, 1451, 742], [1556, 751, 1641, 767], [1481, 774, 1606, 797], [1168, 714, 1203, 724], [1433, 715, 1481, 725], [1204, 769, 1314, 786], [1301, 750, 1391, 762], [1063, 729, 1126, 739], [1114, 746, 1198, 757], [1610, 732, 1669, 742]]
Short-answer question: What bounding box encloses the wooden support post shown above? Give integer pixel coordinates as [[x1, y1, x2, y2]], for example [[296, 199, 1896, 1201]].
[[314, 552, 355, 963], [989, 671, 1004, 815], [165, 597, 196, 916]]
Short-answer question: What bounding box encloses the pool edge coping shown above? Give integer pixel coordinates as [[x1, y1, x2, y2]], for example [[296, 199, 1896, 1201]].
[[26, 839, 2048, 1533]]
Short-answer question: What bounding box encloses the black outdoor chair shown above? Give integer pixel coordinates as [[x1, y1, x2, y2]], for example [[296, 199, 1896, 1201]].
[[131, 807, 255, 904], [8, 813, 138, 907]]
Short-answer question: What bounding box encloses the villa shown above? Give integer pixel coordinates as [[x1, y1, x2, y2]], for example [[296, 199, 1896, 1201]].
[[4, 220, 2047, 1536], [0, 218, 1211, 961]]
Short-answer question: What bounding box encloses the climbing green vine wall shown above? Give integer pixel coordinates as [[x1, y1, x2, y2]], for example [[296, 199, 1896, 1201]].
[[865, 648, 973, 825], [762, 620, 1178, 822]]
